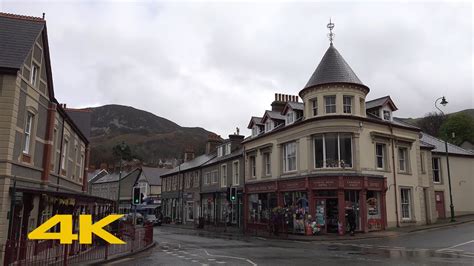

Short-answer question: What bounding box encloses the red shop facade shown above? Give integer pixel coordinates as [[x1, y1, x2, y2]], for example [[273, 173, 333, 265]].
[[244, 175, 387, 235]]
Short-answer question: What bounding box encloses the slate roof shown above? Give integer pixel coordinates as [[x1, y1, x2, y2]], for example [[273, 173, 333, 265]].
[[247, 116, 263, 129], [282, 101, 304, 115], [303, 44, 367, 91], [262, 110, 285, 123], [93, 168, 140, 183], [202, 147, 243, 166], [366, 96, 398, 111], [65, 109, 92, 140], [0, 13, 45, 69], [87, 169, 108, 182], [141, 166, 169, 186], [421, 133, 474, 156], [162, 153, 215, 176]]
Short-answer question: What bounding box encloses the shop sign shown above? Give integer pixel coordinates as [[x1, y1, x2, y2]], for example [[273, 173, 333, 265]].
[[246, 182, 276, 192], [279, 180, 305, 190], [310, 179, 337, 189], [368, 181, 382, 189], [344, 179, 362, 188]]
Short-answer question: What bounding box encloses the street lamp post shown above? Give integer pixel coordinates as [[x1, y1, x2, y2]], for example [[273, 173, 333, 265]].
[[116, 141, 127, 213], [435, 96, 455, 222]]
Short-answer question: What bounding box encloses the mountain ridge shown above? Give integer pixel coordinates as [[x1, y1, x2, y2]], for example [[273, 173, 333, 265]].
[[87, 104, 215, 167]]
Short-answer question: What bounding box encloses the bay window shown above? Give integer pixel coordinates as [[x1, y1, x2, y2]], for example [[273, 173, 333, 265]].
[[311, 98, 318, 116], [283, 142, 297, 172], [343, 96, 353, 114], [314, 133, 352, 168], [324, 95, 336, 114]]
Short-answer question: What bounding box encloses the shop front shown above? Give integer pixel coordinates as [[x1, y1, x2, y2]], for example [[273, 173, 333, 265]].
[[244, 175, 387, 235]]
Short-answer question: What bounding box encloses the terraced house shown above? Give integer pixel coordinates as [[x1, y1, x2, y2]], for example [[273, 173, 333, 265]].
[[243, 35, 442, 235], [0, 13, 112, 264]]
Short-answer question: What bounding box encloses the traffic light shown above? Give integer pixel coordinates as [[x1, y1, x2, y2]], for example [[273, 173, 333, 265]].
[[133, 187, 141, 205], [230, 187, 237, 202]]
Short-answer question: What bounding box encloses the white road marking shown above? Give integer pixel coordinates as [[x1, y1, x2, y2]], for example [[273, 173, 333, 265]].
[[208, 258, 216, 261], [203, 249, 257, 266], [178, 255, 185, 258], [192, 260, 198, 263], [104, 258, 133, 265], [216, 261, 226, 264], [191, 254, 199, 256], [437, 240, 474, 252], [256, 237, 266, 241]]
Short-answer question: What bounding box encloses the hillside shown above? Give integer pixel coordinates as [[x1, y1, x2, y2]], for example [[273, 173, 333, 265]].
[[399, 109, 474, 126], [88, 104, 214, 167]]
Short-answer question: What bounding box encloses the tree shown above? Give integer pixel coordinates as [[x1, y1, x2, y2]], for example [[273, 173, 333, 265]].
[[416, 112, 446, 137], [439, 113, 474, 146], [112, 142, 133, 161]]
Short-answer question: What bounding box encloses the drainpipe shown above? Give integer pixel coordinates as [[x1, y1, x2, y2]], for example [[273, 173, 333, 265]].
[[56, 114, 65, 191], [389, 124, 400, 228]]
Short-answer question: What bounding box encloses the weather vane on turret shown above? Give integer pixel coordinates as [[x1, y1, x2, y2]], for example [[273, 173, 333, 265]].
[[327, 18, 335, 44]]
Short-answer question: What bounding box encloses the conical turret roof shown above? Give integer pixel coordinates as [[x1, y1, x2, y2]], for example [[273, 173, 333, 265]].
[[302, 44, 368, 92]]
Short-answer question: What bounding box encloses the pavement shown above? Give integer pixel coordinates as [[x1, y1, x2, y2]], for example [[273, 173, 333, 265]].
[[160, 214, 474, 242], [105, 219, 474, 265]]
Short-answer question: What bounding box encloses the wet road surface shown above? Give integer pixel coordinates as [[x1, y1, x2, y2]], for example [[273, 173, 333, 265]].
[[106, 222, 474, 265]]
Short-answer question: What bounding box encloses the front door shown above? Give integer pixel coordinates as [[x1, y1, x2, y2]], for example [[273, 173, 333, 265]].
[[435, 191, 446, 219]]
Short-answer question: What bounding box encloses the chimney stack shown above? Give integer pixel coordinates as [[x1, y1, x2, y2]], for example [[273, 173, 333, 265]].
[[206, 134, 222, 155], [271, 93, 299, 112]]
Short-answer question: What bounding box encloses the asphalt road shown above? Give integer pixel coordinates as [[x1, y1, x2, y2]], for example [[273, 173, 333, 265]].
[[106, 222, 474, 266]]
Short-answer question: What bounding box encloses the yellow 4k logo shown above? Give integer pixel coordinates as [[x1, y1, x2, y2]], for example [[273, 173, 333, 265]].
[[28, 214, 125, 244]]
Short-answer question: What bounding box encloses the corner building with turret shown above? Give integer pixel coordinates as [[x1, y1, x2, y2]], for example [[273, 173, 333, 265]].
[[242, 41, 439, 234]]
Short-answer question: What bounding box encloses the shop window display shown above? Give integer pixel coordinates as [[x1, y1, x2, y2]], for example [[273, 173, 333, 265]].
[[367, 191, 382, 231], [248, 193, 277, 223], [283, 192, 309, 234], [344, 190, 360, 232]]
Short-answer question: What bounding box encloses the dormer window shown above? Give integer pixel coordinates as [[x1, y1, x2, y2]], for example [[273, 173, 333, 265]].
[[286, 111, 295, 125], [217, 146, 223, 157], [225, 143, 231, 155], [252, 126, 259, 137], [383, 110, 391, 121], [265, 120, 273, 132]]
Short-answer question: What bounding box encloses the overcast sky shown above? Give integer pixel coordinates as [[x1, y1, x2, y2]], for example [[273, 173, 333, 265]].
[[2, 1, 473, 136]]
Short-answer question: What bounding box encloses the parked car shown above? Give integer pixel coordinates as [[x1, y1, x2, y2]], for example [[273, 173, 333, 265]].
[[145, 214, 158, 225]]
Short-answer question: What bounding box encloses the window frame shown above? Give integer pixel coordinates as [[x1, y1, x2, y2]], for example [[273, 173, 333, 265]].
[[221, 164, 227, 187], [383, 110, 391, 121], [23, 112, 34, 154], [432, 157, 441, 183], [311, 98, 318, 116], [265, 120, 273, 132], [400, 188, 412, 220], [283, 142, 297, 173], [343, 95, 353, 114], [324, 95, 336, 114], [264, 152, 271, 176], [232, 160, 240, 186], [375, 143, 386, 170], [313, 133, 353, 169], [61, 139, 69, 171], [250, 156, 256, 178], [286, 111, 295, 125], [30, 63, 39, 87], [398, 147, 408, 173]]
